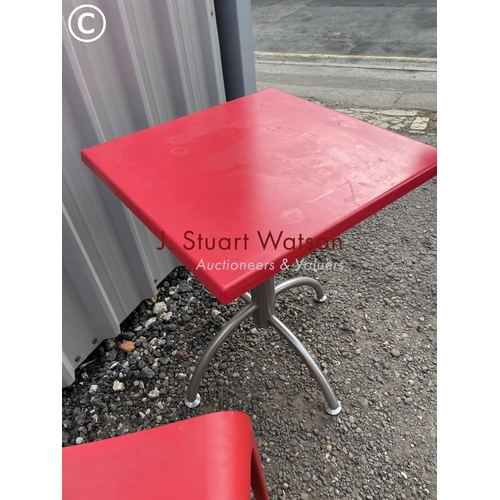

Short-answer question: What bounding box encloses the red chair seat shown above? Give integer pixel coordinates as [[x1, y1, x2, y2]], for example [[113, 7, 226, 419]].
[[62, 411, 269, 500]]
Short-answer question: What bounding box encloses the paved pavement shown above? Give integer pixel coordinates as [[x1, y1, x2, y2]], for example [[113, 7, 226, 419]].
[[255, 58, 437, 111], [306, 100, 436, 139]]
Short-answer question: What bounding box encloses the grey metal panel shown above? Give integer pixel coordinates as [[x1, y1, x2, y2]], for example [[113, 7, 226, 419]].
[[62, 0, 225, 387], [214, 0, 257, 100]]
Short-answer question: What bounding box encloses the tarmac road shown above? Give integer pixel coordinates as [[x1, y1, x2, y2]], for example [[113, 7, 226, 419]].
[[250, 0, 437, 110], [251, 0, 436, 58]]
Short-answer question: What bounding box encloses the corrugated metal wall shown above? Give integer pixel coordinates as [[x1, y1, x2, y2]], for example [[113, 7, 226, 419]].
[[62, 0, 226, 387]]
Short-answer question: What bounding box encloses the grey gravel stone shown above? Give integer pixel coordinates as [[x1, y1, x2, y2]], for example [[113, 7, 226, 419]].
[[112, 380, 124, 391], [104, 339, 115, 350], [360, 398, 369, 409], [144, 318, 157, 329], [153, 301, 167, 314], [177, 282, 193, 293], [148, 388, 160, 399], [142, 367, 155, 379]]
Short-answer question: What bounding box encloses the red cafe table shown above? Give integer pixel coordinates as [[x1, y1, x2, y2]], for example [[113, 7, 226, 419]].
[[82, 88, 437, 415]]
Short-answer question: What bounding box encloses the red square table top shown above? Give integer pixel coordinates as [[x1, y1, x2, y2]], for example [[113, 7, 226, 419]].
[[82, 88, 437, 304]]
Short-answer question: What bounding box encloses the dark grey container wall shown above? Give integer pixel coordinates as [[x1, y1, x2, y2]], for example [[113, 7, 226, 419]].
[[214, 0, 257, 100], [62, 0, 226, 387]]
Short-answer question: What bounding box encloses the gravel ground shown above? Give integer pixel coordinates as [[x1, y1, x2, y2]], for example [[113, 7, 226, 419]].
[[62, 107, 437, 500]]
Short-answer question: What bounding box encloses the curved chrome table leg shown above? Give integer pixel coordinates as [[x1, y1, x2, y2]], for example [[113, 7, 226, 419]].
[[275, 276, 327, 302], [186, 277, 340, 415], [185, 302, 257, 408], [268, 315, 342, 415]]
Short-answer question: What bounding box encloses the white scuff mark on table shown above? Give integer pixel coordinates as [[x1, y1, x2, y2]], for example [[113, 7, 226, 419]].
[[307, 188, 336, 204], [296, 126, 317, 139]]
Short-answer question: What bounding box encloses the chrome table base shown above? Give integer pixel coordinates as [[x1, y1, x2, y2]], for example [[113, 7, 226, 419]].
[[184, 276, 342, 415]]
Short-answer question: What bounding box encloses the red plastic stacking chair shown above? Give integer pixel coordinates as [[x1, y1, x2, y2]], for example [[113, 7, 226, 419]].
[[62, 411, 269, 500]]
